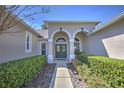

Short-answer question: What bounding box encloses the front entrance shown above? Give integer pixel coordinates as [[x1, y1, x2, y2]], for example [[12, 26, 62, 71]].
[[55, 44, 67, 59]]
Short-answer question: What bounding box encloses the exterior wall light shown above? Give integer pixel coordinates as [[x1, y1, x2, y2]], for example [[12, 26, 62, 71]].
[[81, 27, 84, 31], [60, 27, 62, 31]]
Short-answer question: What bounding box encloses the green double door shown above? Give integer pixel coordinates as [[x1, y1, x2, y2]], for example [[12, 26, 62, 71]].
[[55, 44, 67, 59]]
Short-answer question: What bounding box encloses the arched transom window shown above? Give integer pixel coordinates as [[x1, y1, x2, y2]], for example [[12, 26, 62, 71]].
[[56, 38, 66, 43]]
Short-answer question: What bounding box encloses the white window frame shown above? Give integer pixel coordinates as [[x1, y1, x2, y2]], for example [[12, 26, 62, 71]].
[[39, 41, 47, 55], [25, 31, 32, 53]]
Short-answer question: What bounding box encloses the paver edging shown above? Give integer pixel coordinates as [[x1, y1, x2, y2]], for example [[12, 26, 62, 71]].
[[49, 65, 57, 88]]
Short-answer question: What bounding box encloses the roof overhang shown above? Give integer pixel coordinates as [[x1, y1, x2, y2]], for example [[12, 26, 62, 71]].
[[44, 20, 100, 26], [4, 10, 41, 37], [88, 12, 124, 36], [13, 15, 41, 37]]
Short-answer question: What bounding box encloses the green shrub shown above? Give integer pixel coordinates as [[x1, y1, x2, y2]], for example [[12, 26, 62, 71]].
[[76, 52, 88, 64], [77, 64, 110, 88], [0, 55, 47, 88], [88, 56, 124, 88], [76, 56, 124, 87], [74, 50, 81, 55]]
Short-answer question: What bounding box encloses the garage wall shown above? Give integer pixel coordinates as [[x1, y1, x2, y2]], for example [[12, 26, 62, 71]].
[[84, 19, 124, 60]]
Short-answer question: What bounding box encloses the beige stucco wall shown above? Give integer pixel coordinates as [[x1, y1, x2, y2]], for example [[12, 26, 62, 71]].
[[0, 24, 38, 63], [47, 23, 97, 40], [47, 20, 124, 61], [47, 22, 97, 63], [84, 19, 124, 59]]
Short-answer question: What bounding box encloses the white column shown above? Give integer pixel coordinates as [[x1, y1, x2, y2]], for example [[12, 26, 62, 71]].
[[69, 39, 75, 62], [48, 39, 53, 63]]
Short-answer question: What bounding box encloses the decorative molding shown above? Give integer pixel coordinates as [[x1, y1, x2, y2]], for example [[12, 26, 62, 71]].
[[51, 28, 71, 40], [72, 28, 89, 39]]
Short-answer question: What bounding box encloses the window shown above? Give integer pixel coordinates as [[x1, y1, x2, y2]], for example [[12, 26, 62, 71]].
[[57, 45, 60, 52], [56, 38, 66, 43], [27, 35, 29, 49], [41, 43, 46, 55], [25, 31, 32, 53], [74, 37, 80, 53]]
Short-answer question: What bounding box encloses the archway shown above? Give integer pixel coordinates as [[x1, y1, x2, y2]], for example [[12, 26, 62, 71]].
[[53, 31, 70, 60], [51, 29, 71, 41], [73, 28, 88, 39], [73, 30, 87, 53]]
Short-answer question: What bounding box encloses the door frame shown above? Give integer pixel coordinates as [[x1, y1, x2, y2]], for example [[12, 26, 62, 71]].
[[55, 43, 67, 60], [39, 41, 47, 55]]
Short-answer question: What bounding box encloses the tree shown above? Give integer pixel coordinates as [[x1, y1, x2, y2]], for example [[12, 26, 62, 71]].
[[0, 5, 49, 33], [41, 24, 47, 29]]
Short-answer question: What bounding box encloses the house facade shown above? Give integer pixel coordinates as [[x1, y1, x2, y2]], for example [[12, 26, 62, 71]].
[[44, 21, 99, 63], [0, 12, 124, 64], [0, 19, 40, 63]]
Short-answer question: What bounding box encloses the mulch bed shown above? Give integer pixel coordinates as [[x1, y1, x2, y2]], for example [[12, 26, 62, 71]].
[[67, 63, 86, 88], [23, 63, 56, 88]]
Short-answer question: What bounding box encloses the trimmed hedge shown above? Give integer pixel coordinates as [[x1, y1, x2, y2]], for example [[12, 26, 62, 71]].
[[88, 56, 124, 88], [0, 55, 47, 88], [76, 52, 88, 64], [77, 64, 110, 87]]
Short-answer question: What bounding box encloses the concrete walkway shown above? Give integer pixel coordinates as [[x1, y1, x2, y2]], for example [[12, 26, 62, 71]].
[[51, 60, 73, 88]]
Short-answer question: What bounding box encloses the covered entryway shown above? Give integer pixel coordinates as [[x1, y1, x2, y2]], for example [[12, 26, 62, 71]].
[[73, 31, 87, 53], [53, 31, 69, 60]]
